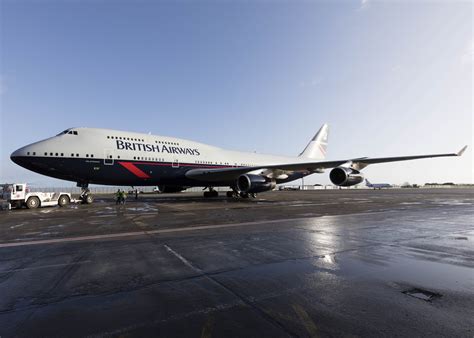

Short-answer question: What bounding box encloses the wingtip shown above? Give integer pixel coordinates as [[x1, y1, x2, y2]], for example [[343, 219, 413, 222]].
[[457, 145, 468, 156]]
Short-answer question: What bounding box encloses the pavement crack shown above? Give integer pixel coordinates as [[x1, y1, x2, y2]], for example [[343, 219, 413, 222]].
[[161, 242, 298, 337]]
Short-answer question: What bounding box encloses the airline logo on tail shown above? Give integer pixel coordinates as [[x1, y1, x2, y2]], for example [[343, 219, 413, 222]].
[[299, 123, 329, 160]]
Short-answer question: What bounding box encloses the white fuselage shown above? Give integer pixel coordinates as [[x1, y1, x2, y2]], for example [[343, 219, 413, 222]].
[[10, 127, 319, 187]]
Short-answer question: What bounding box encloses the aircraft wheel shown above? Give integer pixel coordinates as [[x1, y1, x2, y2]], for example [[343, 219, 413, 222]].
[[82, 194, 94, 204], [226, 191, 234, 198], [239, 192, 249, 199], [26, 196, 40, 209], [58, 195, 70, 207], [250, 193, 257, 198]]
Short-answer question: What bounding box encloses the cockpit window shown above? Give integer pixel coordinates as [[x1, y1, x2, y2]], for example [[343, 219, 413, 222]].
[[57, 128, 79, 136], [57, 129, 78, 136]]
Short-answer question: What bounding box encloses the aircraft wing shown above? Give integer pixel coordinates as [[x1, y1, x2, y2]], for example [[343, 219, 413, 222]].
[[185, 146, 467, 182]]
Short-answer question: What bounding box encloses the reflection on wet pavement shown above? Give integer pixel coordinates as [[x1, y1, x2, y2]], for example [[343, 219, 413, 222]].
[[0, 189, 473, 336]]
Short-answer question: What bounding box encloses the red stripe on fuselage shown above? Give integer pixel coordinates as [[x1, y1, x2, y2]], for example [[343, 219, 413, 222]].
[[118, 162, 151, 178]]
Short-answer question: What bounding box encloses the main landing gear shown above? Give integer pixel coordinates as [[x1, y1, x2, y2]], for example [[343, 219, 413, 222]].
[[78, 183, 94, 204], [203, 187, 257, 199], [238, 192, 257, 199], [226, 188, 257, 199]]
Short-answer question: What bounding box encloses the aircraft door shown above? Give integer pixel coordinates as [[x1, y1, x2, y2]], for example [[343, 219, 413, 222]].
[[104, 149, 114, 165], [172, 159, 179, 168]]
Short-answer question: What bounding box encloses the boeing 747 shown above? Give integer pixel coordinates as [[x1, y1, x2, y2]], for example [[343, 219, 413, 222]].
[[10, 124, 467, 205]]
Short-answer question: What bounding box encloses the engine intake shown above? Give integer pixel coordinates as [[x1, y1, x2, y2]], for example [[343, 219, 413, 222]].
[[237, 174, 276, 193], [329, 167, 364, 187]]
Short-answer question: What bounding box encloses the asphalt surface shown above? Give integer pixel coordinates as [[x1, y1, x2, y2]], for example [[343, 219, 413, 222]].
[[0, 189, 473, 337]]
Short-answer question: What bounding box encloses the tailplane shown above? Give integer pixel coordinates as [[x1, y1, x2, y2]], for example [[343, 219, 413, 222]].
[[298, 123, 329, 159]]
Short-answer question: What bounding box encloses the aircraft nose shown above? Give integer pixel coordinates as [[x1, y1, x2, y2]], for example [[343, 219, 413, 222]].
[[10, 148, 21, 164], [10, 146, 31, 167]]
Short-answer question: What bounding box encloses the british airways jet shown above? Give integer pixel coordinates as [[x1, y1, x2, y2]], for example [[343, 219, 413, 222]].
[[10, 124, 466, 204]]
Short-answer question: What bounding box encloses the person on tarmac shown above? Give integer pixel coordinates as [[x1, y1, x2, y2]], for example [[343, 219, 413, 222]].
[[120, 190, 127, 204], [115, 189, 121, 205]]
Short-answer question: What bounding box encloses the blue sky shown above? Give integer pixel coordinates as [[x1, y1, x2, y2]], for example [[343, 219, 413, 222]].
[[1, 0, 472, 186]]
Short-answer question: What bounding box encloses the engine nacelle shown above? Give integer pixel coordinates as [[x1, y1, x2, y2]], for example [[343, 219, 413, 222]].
[[158, 185, 187, 193], [237, 174, 276, 193], [329, 167, 364, 187]]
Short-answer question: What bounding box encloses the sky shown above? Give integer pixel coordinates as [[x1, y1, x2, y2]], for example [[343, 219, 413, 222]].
[[1, 0, 472, 187]]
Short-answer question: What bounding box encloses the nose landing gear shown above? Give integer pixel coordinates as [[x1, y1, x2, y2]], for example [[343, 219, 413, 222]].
[[77, 183, 94, 204]]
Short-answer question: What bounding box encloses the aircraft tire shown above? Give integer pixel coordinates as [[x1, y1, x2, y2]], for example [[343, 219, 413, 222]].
[[82, 194, 94, 204]]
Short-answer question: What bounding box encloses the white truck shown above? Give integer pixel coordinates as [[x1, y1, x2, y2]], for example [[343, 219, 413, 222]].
[[1, 183, 75, 209]]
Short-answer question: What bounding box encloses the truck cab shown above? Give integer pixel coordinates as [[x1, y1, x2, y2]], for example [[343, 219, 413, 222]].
[[2, 183, 28, 201]]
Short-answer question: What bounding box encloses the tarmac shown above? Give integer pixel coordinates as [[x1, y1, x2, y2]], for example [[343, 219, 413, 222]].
[[0, 188, 473, 337]]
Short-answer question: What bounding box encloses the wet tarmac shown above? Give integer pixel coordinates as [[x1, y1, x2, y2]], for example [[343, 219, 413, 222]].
[[0, 189, 473, 337]]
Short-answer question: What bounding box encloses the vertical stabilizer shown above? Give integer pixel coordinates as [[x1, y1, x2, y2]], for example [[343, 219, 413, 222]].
[[298, 123, 329, 159]]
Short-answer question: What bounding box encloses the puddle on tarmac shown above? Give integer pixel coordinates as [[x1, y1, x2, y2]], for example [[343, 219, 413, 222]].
[[317, 246, 474, 293], [432, 199, 472, 206]]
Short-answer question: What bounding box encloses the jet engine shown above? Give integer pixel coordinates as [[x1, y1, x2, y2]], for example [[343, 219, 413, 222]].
[[158, 185, 187, 193], [329, 167, 364, 187], [237, 174, 276, 193]]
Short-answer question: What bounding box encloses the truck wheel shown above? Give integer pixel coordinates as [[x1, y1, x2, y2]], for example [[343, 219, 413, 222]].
[[82, 194, 94, 204], [26, 196, 40, 209], [58, 195, 70, 207]]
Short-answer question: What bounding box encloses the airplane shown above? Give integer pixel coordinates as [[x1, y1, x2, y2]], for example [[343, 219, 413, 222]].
[[10, 124, 467, 205], [365, 179, 392, 189]]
